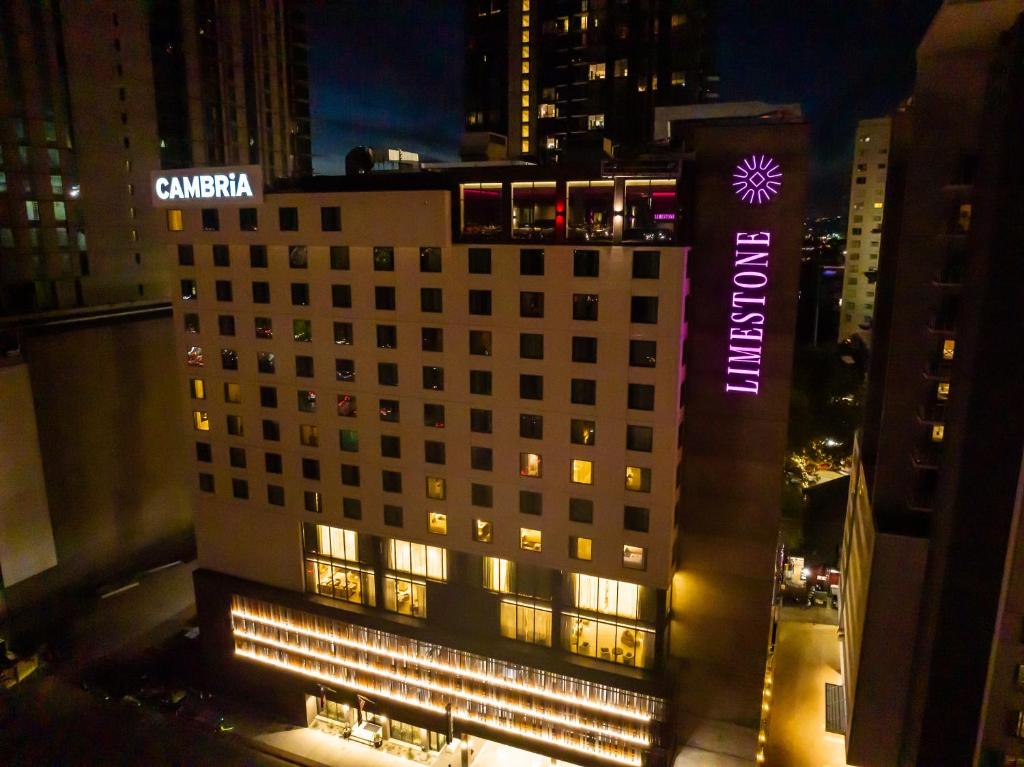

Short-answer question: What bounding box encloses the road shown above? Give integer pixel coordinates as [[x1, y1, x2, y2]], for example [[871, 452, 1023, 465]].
[[764, 606, 851, 767]]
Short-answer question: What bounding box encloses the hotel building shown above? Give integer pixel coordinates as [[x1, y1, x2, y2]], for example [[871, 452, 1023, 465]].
[[165, 113, 806, 765]]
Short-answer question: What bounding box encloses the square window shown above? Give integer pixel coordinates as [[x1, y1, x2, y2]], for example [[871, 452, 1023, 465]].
[[570, 536, 592, 561], [469, 330, 493, 356], [336, 358, 355, 382], [424, 403, 445, 428], [239, 208, 258, 231], [215, 280, 233, 302], [426, 476, 446, 500], [304, 491, 322, 514], [267, 485, 285, 506], [519, 452, 542, 478], [339, 428, 359, 452], [181, 279, 198, 301], [423, 366, 445, 391], [631, 296, 659, 324], [299, 424, 319, 446], [572, 293, 599, 321], [178, 244, 194, 266], [226, 414, 244, 436], [341, 464, 361, 486], [293, 319, 312, 342], [376, 286, 396, 310], [428, 512, 447, 535], [232, 478, 249, 499], [250, 245, 268, 267], [195, 441, 212, 462], [291, 283, 309, 306], [262, 419, 281, 441], [198, 473, 215, 493], [332, 284, 352, 308], [330, 245, 350, 269], [520, 291, 544, 318], [473, 519, 493, 543], [571, 459, 593, 484], [382, 470, 403, 493], [520, 528, 542, 552], [520, 374, 543, 400], [627, 425, 653, 452], [571, 378, 597, 405], [254, 317, 273, 339], [218, 315, 235, 336], [252, 281, 270, 303], [279, 207, 299, 231], [221, 349, 238, 370], [471, 446, 493, 471], [520, 333, 543, 359], [297, 389, 317, 413], [424, 440, 446, 464], [257, 351, 276, 374], [201, 208, 219, 231], [623, 544, 646, 570], [573, 249, 599, 277], [265, 452, 283, 473], [520, 248, 544, 275], [321, 206, 341, 231], [302, 458, 321, 481], [189, 378, 206, 400], [223, 381, 242, 403], [343, 498, 362, 519], [473, 483, 494, 508], [520, 414, 543, 439], [519, 490, 542, 515], [377, 324, 398, 349], [337, 393, 357, 417], [468, 247, 491, 274], [422, 327, 444, 352], [213, 244, 230, 267], [380, 434, 401, 458], [629, 340, 657, 367], [420, 246, 442, 272], [570, 419, 595, 445], [334, 322, 353, 345], [377, 362, 398, 386], [470, 408, 492, 434], [380, 399, 400, 422], [373, 246, 395, 271], [295, 355, 314, 377], [228, 446, 247, 469], [625, 466, 651, 492], [470, 370, 492, 395], [571, 336, 598, 363], [469, 289, 492, 315], [628, 383, 655, 410], [624, 505, 650, 532], [633, 250, 660, 278], [421, 287, 443, 312], [569, 498, 593, 524]]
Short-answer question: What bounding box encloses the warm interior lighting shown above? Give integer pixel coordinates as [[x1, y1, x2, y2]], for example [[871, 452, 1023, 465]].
[[428, 512, 447, 535], [520, 527, 542, 552], [571, 459, 593, 484]]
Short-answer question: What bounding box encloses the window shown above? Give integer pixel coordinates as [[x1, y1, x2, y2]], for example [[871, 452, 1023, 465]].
[[627, 425, 653, 452], [470, 370, 492, 395], [265, 453, 283, 473], [380, 399, 400, 422], [291, 283, 310, 306], [295, 355, 314, 377], [184, 314, 200, 334], [198, 473, 214, 493], [520, 374, 543, 400], [629, 340, 657, 367], [332, 284, 351, 308], [192, 410, 210, 431], [572, 294, 599, 321], [473, 519, 493, 543], [422, 328, 444, 352], [215, 281, 233, 302], [300, 424, 319, 446], [511, 184, 556, 239], [262, 420, 281, 441], [377, 324, 398, 349], [571, 336, 598, 363], [343, 498, 362, 519], [420, 246, 442, 272], [302, 458, 320, 481], [178, 244, 195, 266], [570, 419, 595, 445], [574, 250, 599, 277], [330, 246, 350, 269], [623, 545, 646, 570], [520, 414, 543, 439], [213, 245, 230, 267], [255, 317, 273, 339], [376, 286, 396, 310], [500, 597, 553, 647], [337, 394, 357, 417], [588, 62, 606, 80], [469, 330, 492, 356], [337, 358, 355, 382], [570, 536, 592, 561], [461, 184, 505, 239], [628, 383, 654, 410], [468, 247, 492, 274], [334, 322, 353, 345], [520, 248, 544, 275], [625, 466, 651, 492], [624, 506, 649, 533], [382, 470, 402, 493], [267, 485, 285, 506], [223, 382, 242, 403], [420, 287, 443, 312], [201, 208, 219, 231], [424, 440, 446, 464], [250, 245, 268, 268], [321, 206, 341, 231], [937, 382, 951, 401], [376, 362, 397, 386], [239, 208, 258, 231], [471, 446, 493, 471], [565, 574, 655, 667], [426, 476, 446, 500], [186, 346, 204, 367], [167, 209, 183, 231], [429, 512, 447, 535], [279, 207, 298, 231], [195, 442, 212, 462], [520, 291, 544, 318], [340, 464, 360, 486], [373, 246, 394, 271], [339, 429, 359, 452], [569, 498, 593, 524], [931, 424, 945, 443], [632, 251, 660, 279], [380, 434, 401, 457], [303, 524, 375, 607], [571, 378, 597, 405], [181, 280, 198, 301], [252, 281, 270, 303], [226, 414, 244, 436], [631, 297, 658, 324], [519, 490, 541, 515], [293, 319, 312, 342], [470, 408, 492, 433], [473, 483, 494, 508], [519, 453, 542, 478], [297, 389, 317, 413], [423, 366, 445, 391], [520, 528, 542, 552], [571, 459, 593, 485], [520, 333, 543, 359], [469, 290, 492, 315], [942, 339, 955, 361]]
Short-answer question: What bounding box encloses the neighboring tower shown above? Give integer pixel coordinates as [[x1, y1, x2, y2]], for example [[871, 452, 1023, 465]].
[[838, 117, 891, 343]]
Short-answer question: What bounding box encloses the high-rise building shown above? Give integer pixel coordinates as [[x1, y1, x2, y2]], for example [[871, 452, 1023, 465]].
[[464, 0, 718, 162], [838, 117, 890, 343], [838, 3, 1024, 765], [162, 110, 806, 765]]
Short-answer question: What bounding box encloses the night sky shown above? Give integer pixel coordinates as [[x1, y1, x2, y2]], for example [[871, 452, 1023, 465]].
[[307, 0, 942, 215]]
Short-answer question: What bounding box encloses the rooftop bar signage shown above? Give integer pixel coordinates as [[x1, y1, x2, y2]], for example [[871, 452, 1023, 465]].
[[151, 165, 263, 206]]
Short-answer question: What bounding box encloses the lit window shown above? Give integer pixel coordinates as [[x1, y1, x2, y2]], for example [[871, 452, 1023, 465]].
[[539, 103, 555, 118], [942, 339, 955, 361], [166, 209, 183, 231], [571, 459, 593, 485], [520, 527, 542, 552], [931, 424, 945, 443], [521, 124, 529, 138], [483, 557, 512, 592], [625, 466, 651, 492], [192, 410, 209, 431], [937, 382, 950, 401], [671, 71, 685, 87], [428, 512, 447, 535], [426, 476, 446, 500], [588, 63, 606, 80], [570, 419, 595, 445], [873, 202, 884, 209], [224, 382, 241, 403], [521, 78, 530, 92], [520, 452, 542, 478], [186, 346, 204, 367], [189, 378, 205, 399], [623, 545, 646, 570], [521, 140, 530, 154], [587, 114, 605, 130], [614, 59, 628, 77], [570, 536, 592, 561], [522, 30, 530, 43], [387, 538, 447, 581], [299, 424, 319, 447], [522, 45, 530, 59], [473, 519, 493, 543], [522, 60, 529, 74]]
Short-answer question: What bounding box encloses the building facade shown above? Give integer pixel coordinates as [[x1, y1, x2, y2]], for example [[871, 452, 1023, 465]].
[[837, 117, 890, 343]]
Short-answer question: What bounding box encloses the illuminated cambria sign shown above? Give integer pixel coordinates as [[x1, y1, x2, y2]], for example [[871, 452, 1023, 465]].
[[725, 231, 771, 395], [150, 165, 263, 206]]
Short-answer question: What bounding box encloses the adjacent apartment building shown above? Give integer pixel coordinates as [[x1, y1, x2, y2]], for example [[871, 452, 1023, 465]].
[[839, 3, 1024, 765], [163, 113, 806, 765]]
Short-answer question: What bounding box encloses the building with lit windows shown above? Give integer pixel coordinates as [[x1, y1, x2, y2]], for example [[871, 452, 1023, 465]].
[[838, 4, 1024, 765], [464, 0, 718, 162], [837, 117, 891, 343], [167, 111, 806, 765]]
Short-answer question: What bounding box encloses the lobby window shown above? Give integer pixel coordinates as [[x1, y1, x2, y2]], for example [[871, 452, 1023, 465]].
[[424, 440, 446, 464], [632, 251, 660, 279], [192, 410, 210, 431], [382, 470, 402, 493], [421, 287, 443, 313], [428, 512, 447, 535], [519, 452, 542, 478], [511, 183, 556, 240], [571, 378, 597, 405], [252, 282, 270, 303], [295, 355, 314, 377], [519, 490, 541, 515], [380, 434, 400, 457], [570, 536, 592, 561], [520, 528, 542, 552], [423, 366, 445, 391], [473, 519, 494, 543], [520, 333, 543, 359], [469, 330, 492, 356], [250, 245, 268, 267], [279, 207, 298, 231], [239, 208, 258, 231], [631, 296, 659, 324], [628, 383, 654, 410], [223, 382, 242, 403], [380, 399, 400, 423], [470, 370, 492, 395], [377, 325, 398, 349], [566, 180, 614, 241], [303, 524, 375, 607], [470, 408, 492, 434], [520, 291, 544, 318], [201, 209, 219, 231], [166, 209, 183, 232], [291, 283, 309, 306], [300, 424, 319, 447], [330, 246, 350, 269], [570, 419, 595, 445], [520, 414, 543, 439], [373, 246, 395, 271], [623, 545, 646, 570], [337, 393, 357, 417], [189, 378, 206, 400], [181, 279, 197, 301], [572, 294, 599, 321], [468, 247, 492, 274], [426, 476, 446, 500], [624, 506, 650, 533], [255, 317, 273, 339], [420, 246, 442, 272], [377, 362, 397, 386], [321, 206, 341, 232], [375, 286, 396, 311], [178, 244, 195, 266], [569, 498, 594, 524], [625, 466, 651, 492], [565, 573, 655, 668], [629, 340, 657, 367], [469, 289, 492, 315], [334, 322, 353, 345], [571, 336, 598, 363], [339, 428, 359, 452], [215, 280, 233, 302], [520, 374, 543, 400], [627, 425, 653, 452], [471, 446, 493, 471], [571, 459, 593, 485], [226, 414, 244, 437], [573, 249, 599, 277], [259, 386, 277, 408], [422, 328, 444, 352]]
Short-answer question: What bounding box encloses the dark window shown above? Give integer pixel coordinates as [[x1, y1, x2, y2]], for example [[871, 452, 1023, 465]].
[[382, 470, 402, 493], [267, 485, 285, 506], [195, 442, 212, 462], [422, 328, 444, 352], [570, 419, 596, 445], [184, 313, 200, 333], [279, 207, 299, 231], [321, 206, 341, 231], [573, 249, 599, 277], [569, 498, 593, 524], [468, 247, 491, 274], [520, 414, 543, 439], [629, 340, 657, 367], [259, 386, 278, 408], [330, 245, 350, 269], [295, 355, 314, 377], [424, 440, 446, 464], [250, 245, 268, 268], [335, 358, 355, 382], [201, 208, 219, 231], [215, 280, 233, 301], [252, 281, 270, 303], [420, 247, 442, 272], [178, 244, 194, 266], [265, 452, 283, 473], [631, 296, 659, 324], [291, 283, 309, 306], [469, 330, 492, 356], [471, 446, 493, 471], [339, 429, 359, 452], [376, 286, 396, 310], [221, 348, 238, 370], [624, 506, 650, 532], [632, 251, 660, 278], [383, 505, 403, 527], [181, 279, 197, 301], [232, 478, 248, 499], [341, 464, 361, 486], [628, 383, 655, 410], [218, 315, 236, 336], [334, 322, 353, 345], [571, 378, 597, 405], [377, 325, 398, 349], [421, 287, 443, 312], [262, 419, 280, 441], [332, 284, 352, 308], [473, 484, 494, 508], [469, 290, 492, 315], [571, 336, 597, 363], [520, 248, 544, 275], [470, 370, 492, 395], [627, 425, 653, 452], [380, 434, 401, 458], [520, 333, 543, 359], [470, 408, 492, 434], [289, 246, 308, 269], [343, 498, 362, 519], [239, 208, 258, 231], [373, 246, 394, 271], [213, 244, 230, 267], [198, 473, 215, 492], [572, 294, 598, 321], [520, 374, 543, 400], [302, 458, 321, 481], [257, 351, 276, 374], [422, 366, 445, 391], [303, 491, 321, 513], [520, 291, 544, 318], [380, 399, 400, 422], [519, 490, 542, 515], [424, 403, 445, 428], [377, 362, 398, 386]]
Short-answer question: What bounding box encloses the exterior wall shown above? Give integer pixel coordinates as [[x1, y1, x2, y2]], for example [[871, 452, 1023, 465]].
[[838, 117, 890, 343]]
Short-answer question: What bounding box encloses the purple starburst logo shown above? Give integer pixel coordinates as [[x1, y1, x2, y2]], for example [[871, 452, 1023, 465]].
[[733, 155, 782, 205]]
